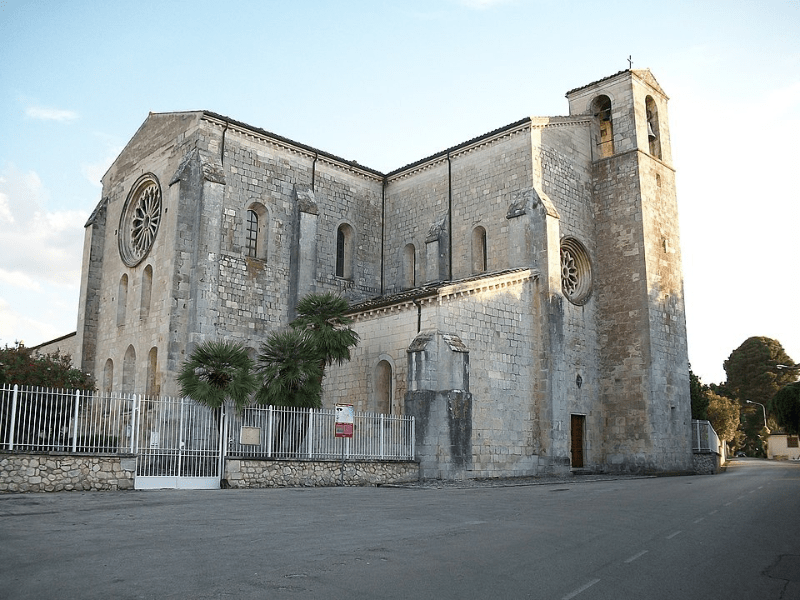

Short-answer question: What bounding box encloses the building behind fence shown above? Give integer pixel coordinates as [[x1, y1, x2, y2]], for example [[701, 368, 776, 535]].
[[0, 384, 416, 492]]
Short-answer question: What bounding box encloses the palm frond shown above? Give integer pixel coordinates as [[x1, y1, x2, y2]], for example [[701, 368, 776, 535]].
[[255, 329, 323, 408], [291, 292, 360, 369], [177, 340, 258, 412]]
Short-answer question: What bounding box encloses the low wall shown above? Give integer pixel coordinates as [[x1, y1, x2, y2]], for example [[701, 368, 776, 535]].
[[692, 451, 721, 475], [0, 452, 136, 493], [224, 458, 419, 488], [0, 453, 418, 492]]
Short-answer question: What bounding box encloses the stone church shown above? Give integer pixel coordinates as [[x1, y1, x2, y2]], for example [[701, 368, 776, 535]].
[[66, 68, 692, 478]]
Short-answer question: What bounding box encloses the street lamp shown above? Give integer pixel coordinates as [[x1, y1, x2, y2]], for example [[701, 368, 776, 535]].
[[746, 400, 769, 431]]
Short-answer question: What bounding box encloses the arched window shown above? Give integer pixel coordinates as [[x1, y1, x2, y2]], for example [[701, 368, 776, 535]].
[[645, 95, 662, 159], [472, 226, 487, 274], [117, 274, 128, 327], [403, 243, 416, 289], [335, 223, 354, 279], [103, 359, 114, 394], [591, 95, 614, 158], [140, 264, 152, 320], [245, 210, 258, 258], [245, 203, 269, 260], [374, 360, 393, 414], [146, 347, 159, 397], [122, 345, 136, 394]]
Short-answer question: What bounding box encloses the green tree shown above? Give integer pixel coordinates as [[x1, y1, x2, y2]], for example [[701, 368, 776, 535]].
[[769, 383, 800, 435], [723, 336, 795, 457], [0, 343, 96, 450], [724, 336, 795, 410], [255, 329, 323, 409], [177, 340, 258, 415], [0, 342, 95, 390], [706, 391, 740, 443], [290, 292, 360, 385], [690, 368, 709, 420], [254, 328, 324, 455]]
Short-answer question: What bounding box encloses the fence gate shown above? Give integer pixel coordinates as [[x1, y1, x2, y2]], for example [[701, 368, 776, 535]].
[[134, 397, 224, 490]]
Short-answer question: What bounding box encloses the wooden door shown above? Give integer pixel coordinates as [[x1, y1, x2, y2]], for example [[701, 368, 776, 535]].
[[570, 414, 585, 468]]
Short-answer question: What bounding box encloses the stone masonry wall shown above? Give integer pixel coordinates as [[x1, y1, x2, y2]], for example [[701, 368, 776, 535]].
[[433, 274, 540, 477], [384, 160, 450, 290], [324, 303, 418, 414], [0, 453, 136, 493], [692, 452, 721, 475], [448, 126, 532, 280], [225, 458, 418, 488]]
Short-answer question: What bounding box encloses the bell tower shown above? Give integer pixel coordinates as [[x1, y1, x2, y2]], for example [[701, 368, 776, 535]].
[[567, 69, 692, 473]]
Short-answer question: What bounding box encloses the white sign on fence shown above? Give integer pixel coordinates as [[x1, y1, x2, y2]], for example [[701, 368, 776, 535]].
[[335, 404, 354, 438]]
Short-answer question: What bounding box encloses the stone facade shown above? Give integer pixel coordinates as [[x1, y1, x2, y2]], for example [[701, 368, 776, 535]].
[[73, 69, 693, 479]]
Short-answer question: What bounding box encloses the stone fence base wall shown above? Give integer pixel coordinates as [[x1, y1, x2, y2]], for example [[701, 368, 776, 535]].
[[225, 458, 419, 488], [0, 452, 136, 493], [0, 453, 418, 492], [692, 451, 721, 475]]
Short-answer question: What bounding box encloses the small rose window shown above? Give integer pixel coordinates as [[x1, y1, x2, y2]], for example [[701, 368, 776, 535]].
[[560, 237, 592, 305]]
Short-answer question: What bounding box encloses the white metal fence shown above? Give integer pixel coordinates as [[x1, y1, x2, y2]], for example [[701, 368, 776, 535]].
[[0, 384, 415, 461], [227, 405, 415, 461], [0, 384, 134, 453], [692, 419, 721, 453]]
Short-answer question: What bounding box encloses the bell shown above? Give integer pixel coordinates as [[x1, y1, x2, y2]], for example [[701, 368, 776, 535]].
[[647, 120, 657, 140]]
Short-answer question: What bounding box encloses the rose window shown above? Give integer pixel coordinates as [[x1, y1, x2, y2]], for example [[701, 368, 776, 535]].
[[560, 237, 592, 305], [119, 174, 162, 267]]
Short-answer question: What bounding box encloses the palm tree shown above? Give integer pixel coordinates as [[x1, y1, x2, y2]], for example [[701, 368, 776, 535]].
[[255, 328, 324, 455], [254, 328, 323, 409], [291, 292, 360, 385], [177, 340, 258, 417]]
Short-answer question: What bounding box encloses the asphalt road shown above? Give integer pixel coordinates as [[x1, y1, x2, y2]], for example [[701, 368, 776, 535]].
[[1, 459, 798, 599]]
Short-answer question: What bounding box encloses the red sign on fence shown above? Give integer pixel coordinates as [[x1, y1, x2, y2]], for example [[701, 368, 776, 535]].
[[334, 404, 354, 438]]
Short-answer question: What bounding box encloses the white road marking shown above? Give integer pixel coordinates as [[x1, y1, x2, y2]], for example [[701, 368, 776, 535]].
[[562, 578, 601, 600], [693, 517, 704, 524], [624, 550, 648, 563], [666, 530, 682, 539]]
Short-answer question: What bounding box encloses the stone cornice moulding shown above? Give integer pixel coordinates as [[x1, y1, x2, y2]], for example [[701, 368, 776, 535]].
[[592, 147, 676, 172], [385, 155, 450, 183], [200, 114, 384, 184], [348, 268, 538, 322], [387, 121, 533, 183], [436, 269, 538, 302]]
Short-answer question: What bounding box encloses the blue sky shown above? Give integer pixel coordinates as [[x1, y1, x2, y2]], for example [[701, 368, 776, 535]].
[[1, 0, 798, 384]]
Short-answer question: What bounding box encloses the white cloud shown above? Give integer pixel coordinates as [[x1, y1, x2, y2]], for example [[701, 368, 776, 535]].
[[0, 291, 78, 348], [0, 165, 85, 346], [0, 189, 13, 224], [24, 106, 79, 122], [0, 269, 41, 292]]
